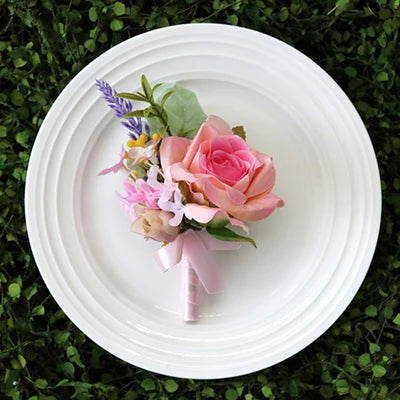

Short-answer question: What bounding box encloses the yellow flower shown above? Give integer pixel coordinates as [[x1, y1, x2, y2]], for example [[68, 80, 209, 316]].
[[127, 134, 148, 149], [152, 132, 161, 142]]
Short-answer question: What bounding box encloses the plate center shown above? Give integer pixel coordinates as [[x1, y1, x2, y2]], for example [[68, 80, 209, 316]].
[[77, 78, 330, 322]]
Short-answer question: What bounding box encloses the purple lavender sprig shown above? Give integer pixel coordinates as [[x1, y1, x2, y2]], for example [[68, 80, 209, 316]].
[[96, 80, 150, 140]]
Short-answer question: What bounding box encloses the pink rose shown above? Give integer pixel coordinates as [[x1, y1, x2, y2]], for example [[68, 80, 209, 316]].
[[131, 206, 179, 242], [160, 115, 284, 223]]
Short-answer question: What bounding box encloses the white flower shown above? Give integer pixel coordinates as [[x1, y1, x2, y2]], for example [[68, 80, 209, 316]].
[[147, 165, 191, 226]]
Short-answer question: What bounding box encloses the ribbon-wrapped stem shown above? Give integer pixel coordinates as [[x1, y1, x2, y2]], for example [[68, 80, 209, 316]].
[[155, 230, 240, 322], [181, 259, 200, 321]]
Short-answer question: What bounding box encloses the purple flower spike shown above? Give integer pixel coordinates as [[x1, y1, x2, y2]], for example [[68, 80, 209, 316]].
[[96, 79, 148, 140]]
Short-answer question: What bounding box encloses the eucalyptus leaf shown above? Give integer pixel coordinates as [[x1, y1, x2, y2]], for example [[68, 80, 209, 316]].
[[147, 84, 206, 138]]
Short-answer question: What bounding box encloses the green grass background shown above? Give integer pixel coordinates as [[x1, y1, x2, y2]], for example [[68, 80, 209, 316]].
[[1, 0, 399, 399]]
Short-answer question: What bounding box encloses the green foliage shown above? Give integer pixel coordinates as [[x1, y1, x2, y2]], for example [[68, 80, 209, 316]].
[[151, 84, 207, 139], [119, 79, 207, 138], [232, 125, 247, 140], [117, 74, 173, 136], [1, 0, 399, 399], [206, 226, 257, 248]]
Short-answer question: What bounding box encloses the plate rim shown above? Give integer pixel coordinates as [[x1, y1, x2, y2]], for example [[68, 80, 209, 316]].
[[25, 23, 382, 379]]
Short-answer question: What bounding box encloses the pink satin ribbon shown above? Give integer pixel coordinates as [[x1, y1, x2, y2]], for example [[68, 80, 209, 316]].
[[154, 230, 240, 321]]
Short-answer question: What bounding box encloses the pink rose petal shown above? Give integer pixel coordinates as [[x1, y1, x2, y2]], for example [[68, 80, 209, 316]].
[[228, 192, 285, 222], [185, 203, 248, 232], [245, 152, 276, 198], [206, 115, 233, 135], [160, 136, 191, 170], [183, 117, 230, 168]]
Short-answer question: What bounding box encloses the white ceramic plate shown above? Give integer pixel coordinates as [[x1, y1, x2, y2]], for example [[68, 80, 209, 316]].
[[25, 24, 381, 379]]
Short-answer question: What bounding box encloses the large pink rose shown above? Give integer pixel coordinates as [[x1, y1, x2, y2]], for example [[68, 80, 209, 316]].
[[160, 115, 284, 223]]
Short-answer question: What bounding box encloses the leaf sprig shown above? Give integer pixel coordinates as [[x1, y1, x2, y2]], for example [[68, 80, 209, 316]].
[[115, 75, 174, 136]]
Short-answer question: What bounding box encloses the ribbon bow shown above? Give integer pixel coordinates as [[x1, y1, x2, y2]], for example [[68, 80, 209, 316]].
[[155, 230, 240, 321]]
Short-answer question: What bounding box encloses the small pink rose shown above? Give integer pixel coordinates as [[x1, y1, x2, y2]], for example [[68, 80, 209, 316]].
[[160, 115, 284, 222], [130, 206, 179, 242]]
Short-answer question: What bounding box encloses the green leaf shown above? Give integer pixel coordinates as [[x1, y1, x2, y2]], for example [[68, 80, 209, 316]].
[[369, 343, 381, 354], [261, 385, 273, 398], [55, 331, 70, 344], [383, 306, 393, 318], [66, 345, 78, 358], [110, 19, 124, 31], [206, 226, 257, 248], [372, 365, 386, 377], [344, 66, 357, 78], [148, 84, 206, 138], [143, 107, 154, 118], [377, 72, 389, 82], [164, 379, 178, 393], [227, 14, 239, 25], [113, 2, 126, 16], [335, 379, 349, 395], [8, 283, 21, 298], [206, 218, 229, 229], [152, 82, 163, 93], [124, 110, 146, 118], [365, 305, 377, 317], [377, 33, 387, 48], [61, 362, 75, 377], [141, 378, 155, 391], [225, 388, 238, 400], [84, 39, 96, 53], [359, 353, 370, 367], [335, 0, 350, 15], [392, 313, 400, 325], [160, 89, 175, 107], [88, 7, 98, 22], [32, 305, 45, 316], [17, 354, 27, 368], [24, 285, 37, 300], [141, 74, 152, 99], [232, 126, 246, 140], [0, 126, 6, 137], [14, 58, 27, 68], [11, 358, 23, 369], [11, 90, 24, 106], [115, 92, 147, 101], [35, 378, 48, 389], [16, 130, 30, 147], [202, 387, 215, 398], [279, 8, 289, 22]]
